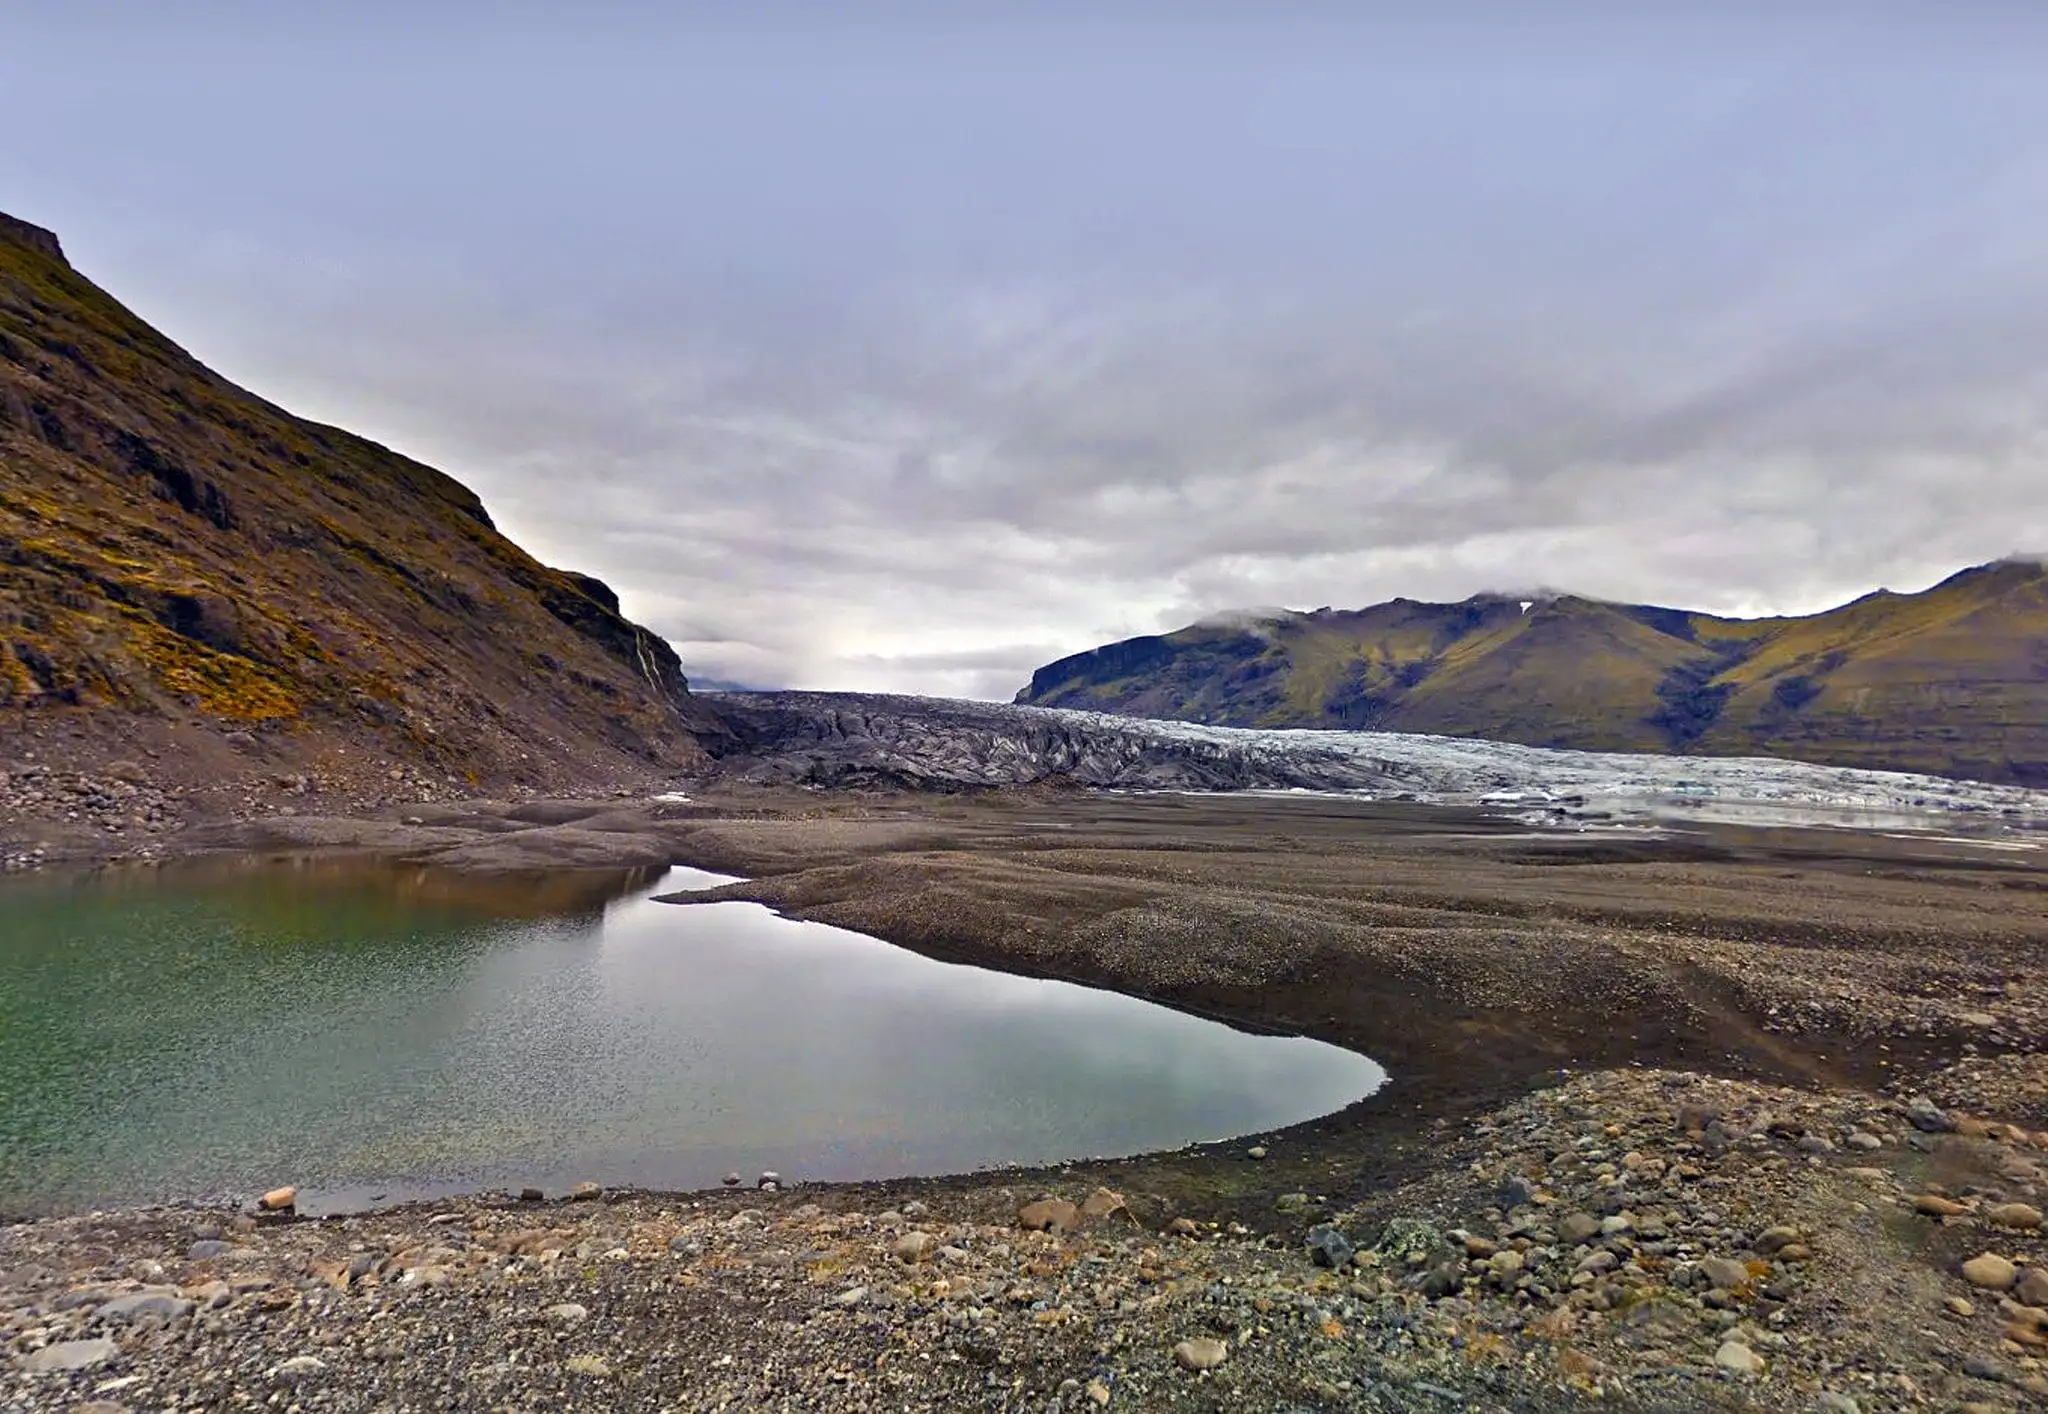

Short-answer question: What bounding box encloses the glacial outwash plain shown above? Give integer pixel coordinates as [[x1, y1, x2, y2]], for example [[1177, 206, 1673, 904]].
[[7, 212, 2048, 1413]]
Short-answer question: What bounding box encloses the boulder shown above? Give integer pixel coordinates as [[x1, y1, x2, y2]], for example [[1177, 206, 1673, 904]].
[[1018, 1198, 1080, 1233], [1173, 1337, 1229, 1372], [1963, 1253, 2018, 1290]]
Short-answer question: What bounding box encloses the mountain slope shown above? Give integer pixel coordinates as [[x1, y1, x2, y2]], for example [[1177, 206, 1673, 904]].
[[0, 211, 720, 790], [1017, 561, 2048, 785]]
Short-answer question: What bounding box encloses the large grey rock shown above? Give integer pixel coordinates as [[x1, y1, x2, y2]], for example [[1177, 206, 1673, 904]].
[[96, 1289, 193, 1323], [1304, 1224, 1354, 1269], [1374, 1218, 1449, 1266], [22, 1338, 118, 1373], [1906, 1096, 1954, 1133]]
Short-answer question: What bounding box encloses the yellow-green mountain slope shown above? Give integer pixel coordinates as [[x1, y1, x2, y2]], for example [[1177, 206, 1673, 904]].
[[1017, 561, 2048, 786], [0, 211, 721, 785]]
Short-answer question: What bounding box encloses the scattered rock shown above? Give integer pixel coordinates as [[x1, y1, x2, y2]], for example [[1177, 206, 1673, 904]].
[[545, 1302, 589, 1324], [1018, 1198, 1080, 1233], [258, 1185, 297, 1212], [1754, 1225, 1800, 1254], [1701, 1256, 1751, 1291], [1304, 1224, 1354, 1269], [1714, 1340, 1765, 1376], [1962, 1352, 2006, 1382], [1962, 1253, 2018, 1290], [2016, 1267, 2048, 1306], [1080, 1187, 1128, 1221], [186, 1239, 232, 1259], [21, 1338, 118, 1373], [1906, 1096, 1955, 1134], [1173, 1336, 1229, 1372], [564, 1355, 612, 1378], [97, 1290, 193, 1323], [1558, 1212, 1602, 1245], [1246, 1146, 1268, 1160], [1988, 1202, 2043, 1230], [569, 1181, 603, 1201], [268, 1355, 327, 1383], [892, 1231, 938, 1264], [1915, 1194, 1968, 1217]]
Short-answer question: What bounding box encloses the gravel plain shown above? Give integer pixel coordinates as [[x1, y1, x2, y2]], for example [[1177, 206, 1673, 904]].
[[6, 786, 2048, 1411]]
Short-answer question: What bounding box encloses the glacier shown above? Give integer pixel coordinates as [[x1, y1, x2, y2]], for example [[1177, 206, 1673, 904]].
[[705, 691, 2048, 836]]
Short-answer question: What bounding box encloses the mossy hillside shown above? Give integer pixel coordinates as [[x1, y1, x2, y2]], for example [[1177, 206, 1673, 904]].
[[0, 213, 717, 777]]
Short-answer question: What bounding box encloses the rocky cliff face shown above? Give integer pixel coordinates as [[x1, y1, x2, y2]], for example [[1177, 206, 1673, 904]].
[[1017, 562, 2048, 786], [0, 211, 720, 792]]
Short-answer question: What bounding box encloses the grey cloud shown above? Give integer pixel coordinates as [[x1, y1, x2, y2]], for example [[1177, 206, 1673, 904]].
[[5, 3, 2048, 696]]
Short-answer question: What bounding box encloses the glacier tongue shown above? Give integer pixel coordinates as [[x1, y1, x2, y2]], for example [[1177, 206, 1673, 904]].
[[705, 692, 2048, 835]]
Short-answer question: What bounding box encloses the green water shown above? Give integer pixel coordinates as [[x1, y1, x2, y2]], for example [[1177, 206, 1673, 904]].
[[0, 861, 1384, 1214]]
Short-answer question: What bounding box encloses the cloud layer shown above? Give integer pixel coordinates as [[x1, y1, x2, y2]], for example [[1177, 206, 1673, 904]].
[[7, 4, 2048, 698]]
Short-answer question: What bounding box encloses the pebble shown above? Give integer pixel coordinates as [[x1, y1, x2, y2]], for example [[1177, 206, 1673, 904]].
[[569, 1181, 603, 1201], [258, 1185, 297, 1211], [1173, 1336, 1230, 1372], [1988, 1203, 2043, 1230], [545, 1302, 589, 1323], [2016, 1267, 2048, 1305], [1246, 1146, 1268, 1160], [1915, 1194, 1968, 1217]]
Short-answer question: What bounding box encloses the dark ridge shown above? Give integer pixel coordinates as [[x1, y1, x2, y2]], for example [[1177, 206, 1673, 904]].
[[1020, 633, 1188, 701], [1621, 603, 1700, 643], [0, 212, 66, 265]]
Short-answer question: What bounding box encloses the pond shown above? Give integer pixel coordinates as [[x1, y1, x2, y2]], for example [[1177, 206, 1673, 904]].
[[0, 863, 1384, 1215]]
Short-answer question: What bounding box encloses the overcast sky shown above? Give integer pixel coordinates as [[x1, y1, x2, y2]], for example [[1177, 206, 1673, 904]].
[[7, 4, 2048, 698]]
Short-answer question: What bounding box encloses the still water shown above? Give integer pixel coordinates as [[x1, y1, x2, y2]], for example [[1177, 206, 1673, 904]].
[[0, 862, 1383, 1214]]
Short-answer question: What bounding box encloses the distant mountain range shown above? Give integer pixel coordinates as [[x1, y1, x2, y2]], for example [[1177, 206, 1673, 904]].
[[0, 210, 721, 786], [1016, 560, 2048, 786]]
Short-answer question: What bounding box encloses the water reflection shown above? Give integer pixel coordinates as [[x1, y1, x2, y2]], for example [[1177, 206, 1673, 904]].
[[0, 864, 1383, 1215]]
